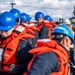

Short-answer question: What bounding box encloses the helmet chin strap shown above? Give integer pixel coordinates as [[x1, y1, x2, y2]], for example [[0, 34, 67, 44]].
[[18, 18, 21, 25]]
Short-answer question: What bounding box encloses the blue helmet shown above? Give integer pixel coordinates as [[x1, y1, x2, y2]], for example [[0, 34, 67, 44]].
[[28, 15, 31, 21], [21, 13, 29, 22], [0, 12, 16, 30], [10, 8, 21, 19], [35, 12, 44, 20], [44, 15, 53, 22], [52, 24, 74, 43]]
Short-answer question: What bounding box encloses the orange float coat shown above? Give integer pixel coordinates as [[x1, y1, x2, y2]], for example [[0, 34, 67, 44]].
[[24, 39, 69, 75], [0, 26, 35, 73]]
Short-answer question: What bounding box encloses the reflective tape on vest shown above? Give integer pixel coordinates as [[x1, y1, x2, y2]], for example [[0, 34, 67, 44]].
[[37, 39, 51, 42], [0, 48, 3, 61]]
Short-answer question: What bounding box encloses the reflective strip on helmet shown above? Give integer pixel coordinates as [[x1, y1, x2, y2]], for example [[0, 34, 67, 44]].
[[52, 34, 64, 38]]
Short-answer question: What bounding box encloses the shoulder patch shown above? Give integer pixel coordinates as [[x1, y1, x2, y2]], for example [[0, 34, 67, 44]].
[[15, 26, 25, 32]]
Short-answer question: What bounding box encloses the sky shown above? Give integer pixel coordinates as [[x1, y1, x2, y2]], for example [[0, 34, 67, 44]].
[[0, 0, 75, 21]]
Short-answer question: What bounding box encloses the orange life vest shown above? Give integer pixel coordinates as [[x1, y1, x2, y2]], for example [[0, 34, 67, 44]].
[[21, 22, 39, 35], [24, 39, 69, 75], [50, 21, 57, 27], [37, 21, 53, 38], [0, 26, 35, 73]]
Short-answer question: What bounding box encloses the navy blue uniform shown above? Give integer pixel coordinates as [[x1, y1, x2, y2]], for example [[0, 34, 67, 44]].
[[39, 26, 49, 39], [0, 36, 33, 75], [31, 30, 39, 48], [28, 43, 69, 75]]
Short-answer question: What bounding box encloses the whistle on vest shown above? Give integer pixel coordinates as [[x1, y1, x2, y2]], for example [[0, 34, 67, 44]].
[[9, 64, 16, 72]]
